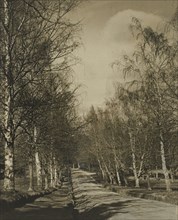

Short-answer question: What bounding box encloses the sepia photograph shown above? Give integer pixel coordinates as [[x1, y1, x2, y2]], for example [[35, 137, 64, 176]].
[[0, 0, 178, 219]]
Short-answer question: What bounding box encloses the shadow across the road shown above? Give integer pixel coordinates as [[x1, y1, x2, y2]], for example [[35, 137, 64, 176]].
[[76, 199, 134, 220], [2, 203, 75, 220]]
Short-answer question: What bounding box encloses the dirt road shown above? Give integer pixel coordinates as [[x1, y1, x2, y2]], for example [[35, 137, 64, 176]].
[[72, 169, 178, 220], [1, 170, 178, 220]]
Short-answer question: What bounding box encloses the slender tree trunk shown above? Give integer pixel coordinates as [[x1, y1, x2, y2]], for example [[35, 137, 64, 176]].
[[160, 131, 171, 192], [100, 156, 109, 181], [43, 166, 48, 190], [3, 0, 15, 192], [113, 151, 121, 186], [113, 148, 120, 185], [53, 157, 58, 187], [123, 174, 128, 187], [116, 169, 121, 186], [41, 158, 49, 190], [146, 173, 152, 190], [4, 141, 15, 191], [154, 79, 171, 191], [97, 158, 105, 180], [34, 127, 42, 189], [58, 169, 62, 185], [54, 167, 57, 187], [120, 162, 128, 186], [102, 159, 112, 183], [138, 154, 144, 178], [115, 160, 121, 186], [129, 132, 140, 188], [49, 155, 54, 188], [28, 157, 34, 192], [170, 169, 174, 183], [35, 151, 42, 188], [155, 166, 159, 179], [3, 78, 15, 191], [135, 177, 140, 188], [44, 175, 48, 190]]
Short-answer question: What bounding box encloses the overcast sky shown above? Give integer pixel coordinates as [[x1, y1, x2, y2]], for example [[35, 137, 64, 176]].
[[70, 0, 176, 114]]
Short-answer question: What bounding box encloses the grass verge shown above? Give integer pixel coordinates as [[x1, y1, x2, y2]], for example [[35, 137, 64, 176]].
[[106, 185, 178, 205]]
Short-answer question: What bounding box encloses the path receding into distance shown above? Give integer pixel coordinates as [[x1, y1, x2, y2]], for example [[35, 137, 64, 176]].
[[1, 169, 178, 220]]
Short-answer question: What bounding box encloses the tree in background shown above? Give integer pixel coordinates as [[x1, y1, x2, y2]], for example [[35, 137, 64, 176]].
[[119, 18, 178, 191], [77, 15, 178, 192]]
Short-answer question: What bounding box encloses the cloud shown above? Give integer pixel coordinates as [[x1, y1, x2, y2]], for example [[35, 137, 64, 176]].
[[103, 9, 162, 43], [101, 9, 163, 62], [74, 10, 163, 113]]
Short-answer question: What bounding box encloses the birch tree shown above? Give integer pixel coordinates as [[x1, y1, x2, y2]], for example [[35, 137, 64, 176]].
[[117, 18, 178, 191], [0, 0, 79, 191]]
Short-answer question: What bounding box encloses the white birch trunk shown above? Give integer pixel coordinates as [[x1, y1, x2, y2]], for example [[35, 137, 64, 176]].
[[102, 158, 112, 183], [97, 158, 105, 180], [41, 163, 48, 190], [113, 150, 121, 186], [123, 175, 128, 187], [50, 163, 53, 187], [160, 131, 171, 192], [116, 169, 121, 186], [34, 126, 42, 188], [49, 157, 54, 188], [4, 141, 15, 190], [129, 132, 140, 188], [53, 157, 58, 187], [28, 157, 34, 192], [154, 78, 171, 191], [35, 151, 42, 188], [3, 0, 15, 191], [135, 177, 140, 188], [44, 175, 48, 190], [132, 153, 140, 187], [155, 166, 159, 179], [115, 158, 121, 186], [138, 154, 144, 178], [170, 169, 174, 183]]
